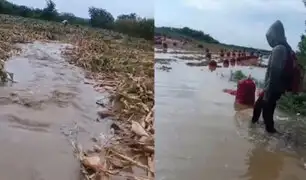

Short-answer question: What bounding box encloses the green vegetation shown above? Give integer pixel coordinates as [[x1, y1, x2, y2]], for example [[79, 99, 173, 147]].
[[0, 2, 154, 177], [155, 26, 270, 54], [297, 35, 306, 67], [230, 70, 247, 82], [278, 34, 306, 116], [279, 93, 306, 115], [230, 69, 306, 116], [0, 0, 154, 40], [229, 34, 306, 116], [277, 2, 306, 116], [230, 70, 264, 88], [225, 1, 306, 116], [155, 26, 219, 44]]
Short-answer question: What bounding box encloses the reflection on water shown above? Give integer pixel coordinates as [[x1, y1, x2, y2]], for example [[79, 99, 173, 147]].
[[155, 51, 306, 180], [242, 143, 284, 180]]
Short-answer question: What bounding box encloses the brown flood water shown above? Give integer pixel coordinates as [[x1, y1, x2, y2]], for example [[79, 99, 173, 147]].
[[155, 51, 306, 180], [0, 41, 111, 180]]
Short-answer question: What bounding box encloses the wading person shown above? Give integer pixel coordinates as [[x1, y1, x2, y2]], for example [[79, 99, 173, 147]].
[[251, 20, 303, 133]]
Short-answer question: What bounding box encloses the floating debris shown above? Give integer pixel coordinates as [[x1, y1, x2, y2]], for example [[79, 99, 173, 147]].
[[156, 65, 172, 72], [186, 60, 210, 67], [155, 58, 176, 65], [0, 14, 154, 180], [175, 55, 206, 60]]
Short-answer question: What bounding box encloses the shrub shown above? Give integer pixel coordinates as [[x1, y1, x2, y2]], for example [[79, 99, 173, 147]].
[[0, 0, 154, 40]]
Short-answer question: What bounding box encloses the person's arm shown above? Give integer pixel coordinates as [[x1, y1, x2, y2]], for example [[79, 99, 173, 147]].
[[263, 45, 287, 100]]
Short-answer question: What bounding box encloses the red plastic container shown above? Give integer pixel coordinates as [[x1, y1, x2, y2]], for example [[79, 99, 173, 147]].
[[209, 60, 217, 71], [223, 59, 229, 68], [230, 58, 236, 66], [235, 78, 256, 106]]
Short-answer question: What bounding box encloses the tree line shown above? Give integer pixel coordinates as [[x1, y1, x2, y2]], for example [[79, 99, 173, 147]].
[[155, 26, 220, 44], [155, 26, 272, 53], [295, 0, 306, 67], [0, 0, 154, 40]]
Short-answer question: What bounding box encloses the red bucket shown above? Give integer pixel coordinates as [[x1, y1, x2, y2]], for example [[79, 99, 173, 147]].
[[235, 78, 256, 106], [230, 58, 236, 66], [209, 60, 217, 71], [223, 59, 229, 68]]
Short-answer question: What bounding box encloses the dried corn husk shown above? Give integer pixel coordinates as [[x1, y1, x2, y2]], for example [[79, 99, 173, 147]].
[[0, 14, 154, 180]]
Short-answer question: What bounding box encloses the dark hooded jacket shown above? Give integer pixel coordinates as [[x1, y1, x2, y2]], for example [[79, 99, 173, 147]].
[[263, 20, 292, 100]]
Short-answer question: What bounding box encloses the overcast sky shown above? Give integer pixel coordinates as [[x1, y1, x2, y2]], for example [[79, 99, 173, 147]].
[[155, 0, 306, 50], [8, 0, 154, 19]]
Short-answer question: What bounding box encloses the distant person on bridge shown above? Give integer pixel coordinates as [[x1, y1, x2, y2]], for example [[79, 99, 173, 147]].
[[251, 20, 303, 134]]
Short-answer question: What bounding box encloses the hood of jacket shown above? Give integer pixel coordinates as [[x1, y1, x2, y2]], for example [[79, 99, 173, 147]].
[[266, 20, 287, 48]]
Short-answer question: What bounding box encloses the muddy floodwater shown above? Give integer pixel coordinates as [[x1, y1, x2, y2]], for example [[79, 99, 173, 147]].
[[0, 41, 110, 180], [155, 49, 306, 180]]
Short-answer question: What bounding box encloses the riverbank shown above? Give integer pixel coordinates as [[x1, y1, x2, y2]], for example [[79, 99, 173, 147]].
[[0, 14, 154, 180]]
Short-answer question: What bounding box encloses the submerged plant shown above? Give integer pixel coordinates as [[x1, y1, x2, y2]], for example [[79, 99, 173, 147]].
[[230, 70, 264, 88], [230, 70, 247, 81], [278, 92, 306, 116]]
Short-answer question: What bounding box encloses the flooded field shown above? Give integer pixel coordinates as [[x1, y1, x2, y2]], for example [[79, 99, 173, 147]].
[[0, 41, 110, 180], [155, 49, 306, 180]]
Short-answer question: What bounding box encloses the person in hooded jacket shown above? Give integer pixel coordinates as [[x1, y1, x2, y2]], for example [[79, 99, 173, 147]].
[[251, 20, 294, 133]]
